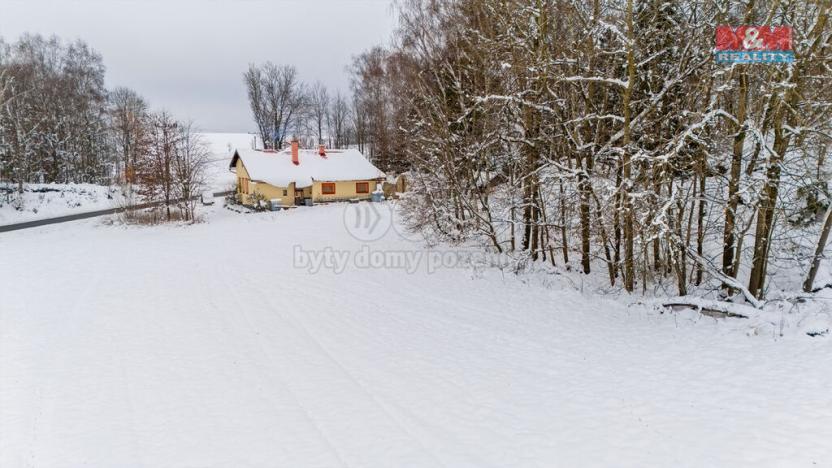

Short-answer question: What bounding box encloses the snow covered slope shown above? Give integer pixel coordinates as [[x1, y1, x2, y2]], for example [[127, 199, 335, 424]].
[[1, 203, 830, 467], [199, 132, 258, 191], [0, 183, 123, 226]]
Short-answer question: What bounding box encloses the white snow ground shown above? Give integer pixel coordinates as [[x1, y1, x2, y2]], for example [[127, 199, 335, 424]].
[[1, 202, 831, 467], [0, 183, 123, 226]]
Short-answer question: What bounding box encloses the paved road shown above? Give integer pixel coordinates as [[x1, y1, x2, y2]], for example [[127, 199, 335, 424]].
[[0, 191, 233, 234]]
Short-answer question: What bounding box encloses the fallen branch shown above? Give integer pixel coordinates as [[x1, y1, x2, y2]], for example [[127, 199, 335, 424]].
[[663, 301, 750, 319], [677, 241, 765, 309]]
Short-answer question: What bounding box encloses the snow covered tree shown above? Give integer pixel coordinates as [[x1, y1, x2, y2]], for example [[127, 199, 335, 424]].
[[367, 0, 832, 304], [0, 34, 133, 190], [172, 122, 207, 222], [110, 87, 148, 184]]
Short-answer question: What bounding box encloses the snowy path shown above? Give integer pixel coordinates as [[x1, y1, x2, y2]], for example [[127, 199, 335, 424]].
[[1, 204, 831, 467]]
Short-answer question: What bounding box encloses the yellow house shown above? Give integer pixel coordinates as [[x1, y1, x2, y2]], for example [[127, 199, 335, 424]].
[[229, 140, 385, 207]]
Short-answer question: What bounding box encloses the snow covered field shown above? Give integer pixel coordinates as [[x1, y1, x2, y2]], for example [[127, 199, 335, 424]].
[[1, 202, 831, 467]]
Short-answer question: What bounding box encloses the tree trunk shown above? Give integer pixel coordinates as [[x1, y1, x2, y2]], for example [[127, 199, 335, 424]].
[[748, 126, 789, 298], [722, 69, 748, 279], [621, 0, 637, 292], [695, 165, 706, 285], [803, 203, 832, 292], [579, 171, 591, 274], [559, 179, 569, 264]]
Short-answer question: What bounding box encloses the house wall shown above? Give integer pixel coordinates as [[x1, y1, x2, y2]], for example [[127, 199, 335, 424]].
[[236, 159, 251, 203], [250, 182, 294, 207], [396, 174, 407, 192], [311, 179, 382, 203], [237, 159, 294, 206], [236, 158, 383, 206], [382, 175, 407, 199]]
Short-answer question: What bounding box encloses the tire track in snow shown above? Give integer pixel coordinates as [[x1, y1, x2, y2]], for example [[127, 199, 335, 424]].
[[248, 283, 451, 468], [281, 273, 611, 464], [184, 257, 303, 465], [280, 279, 507, 460], [24, 237, 149, 466], [225, 255, 446, 468], [81, 240, 154, 466], [279, 278, 554, 465], [218, 264, 350, 468]]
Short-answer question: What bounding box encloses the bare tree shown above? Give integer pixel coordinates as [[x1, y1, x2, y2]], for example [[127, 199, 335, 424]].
[[243, 62, 306, 149], [351, 47, 392, 168], [173, 122, 207, 222], [136, 111, 179, 221], [351, 94, 369, 154], [243, 64, 270, 149], [109, 87, 147, 183], [330, 91, 350, 149], [309, 81, 330, 145]]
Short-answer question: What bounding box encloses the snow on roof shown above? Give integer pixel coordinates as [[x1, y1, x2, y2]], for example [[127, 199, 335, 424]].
[[230, 147, 385, 189]]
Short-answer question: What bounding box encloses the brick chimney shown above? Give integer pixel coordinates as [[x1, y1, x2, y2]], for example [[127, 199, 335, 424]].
[[318, 144, 327, 158], [291, 137, 299, 165]]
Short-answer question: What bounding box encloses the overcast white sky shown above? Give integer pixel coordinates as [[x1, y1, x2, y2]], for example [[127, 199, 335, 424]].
[[0, 0, 396, 132]]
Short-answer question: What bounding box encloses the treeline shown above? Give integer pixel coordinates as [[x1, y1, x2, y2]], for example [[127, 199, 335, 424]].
[[0, 34, 115, 188], [0, 33, 207, 221], [352, 0, 832, 300], [242, 56, 410, 173], [243, 63, 353, 151]]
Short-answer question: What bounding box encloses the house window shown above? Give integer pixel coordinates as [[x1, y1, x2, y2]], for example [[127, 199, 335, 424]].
[[322, 183, 336, 195], [283, 189, 288, 196], [356, 182, 370, 194]]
